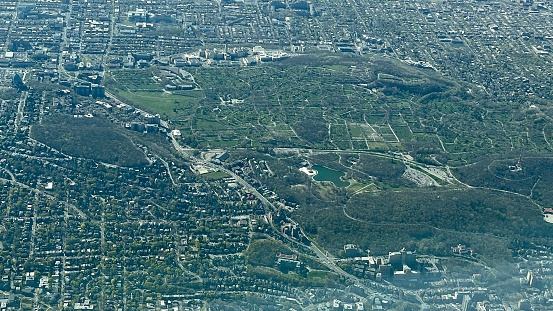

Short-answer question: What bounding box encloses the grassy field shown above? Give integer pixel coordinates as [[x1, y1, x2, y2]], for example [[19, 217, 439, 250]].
[[105, 68, 204, 118]]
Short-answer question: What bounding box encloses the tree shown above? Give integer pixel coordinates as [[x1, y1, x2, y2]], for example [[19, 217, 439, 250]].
[[12, 73, 27, 91]]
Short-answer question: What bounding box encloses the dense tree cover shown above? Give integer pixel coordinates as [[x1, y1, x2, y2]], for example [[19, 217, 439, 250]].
[[292, 118, 328, 144], [346, 189, 547, 238], [296, 204, 500, 258], [453, 156, 553, 206], [354, 155, 407, 185], [31, 114, 149, 167], [372, 59, 456, 95], [12, 73, 27, 91], [244, 239, 293, 267], [293, 187, 553, 261], [238, 150, 528, 259]]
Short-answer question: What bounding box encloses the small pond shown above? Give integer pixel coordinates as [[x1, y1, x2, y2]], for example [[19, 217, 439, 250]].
[[312, 165, 350, 187]]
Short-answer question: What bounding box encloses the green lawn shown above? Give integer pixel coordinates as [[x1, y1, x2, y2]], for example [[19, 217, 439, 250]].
[[200, 171, 230, 180], [111, 90, 201, 117]]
